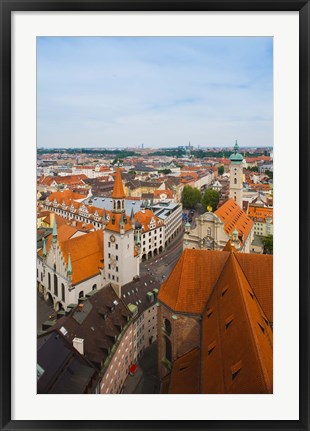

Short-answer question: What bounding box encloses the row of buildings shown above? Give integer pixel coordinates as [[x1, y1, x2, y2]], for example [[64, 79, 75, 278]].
[[37, 143, 273, 394]]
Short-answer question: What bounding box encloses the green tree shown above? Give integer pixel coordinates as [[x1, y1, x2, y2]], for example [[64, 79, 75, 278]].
[[181, 185, 201, 209], [218, 165, 224, 175], [201, 189, 220, 212], [249, 166, 259, 172], [159, 169, 172, 175], [263, 235, 273, 254], [265, 170, 273, 180]]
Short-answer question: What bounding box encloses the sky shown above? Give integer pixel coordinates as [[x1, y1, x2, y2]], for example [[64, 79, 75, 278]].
[[37, 37, 273, 149]]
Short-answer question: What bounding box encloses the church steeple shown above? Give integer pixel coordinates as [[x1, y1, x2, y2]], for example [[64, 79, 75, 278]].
[[229, 139, 244, 207], [112, 168, 126, 213]]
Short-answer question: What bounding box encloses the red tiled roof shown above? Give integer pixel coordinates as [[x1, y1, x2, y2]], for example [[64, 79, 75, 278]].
[[248, 206, 273, 223], [215, 198, 253, 243], [154, 189, 174, 199], [234, 253, 273, 322], [166, 348, 200, 394], [46, 190, 87, 203], [43, 229, 103, 285], [105, 213, 132, 233], [201, 252, 273, 393], [158, 249, 230, 314], [134, 209, 162, 232]]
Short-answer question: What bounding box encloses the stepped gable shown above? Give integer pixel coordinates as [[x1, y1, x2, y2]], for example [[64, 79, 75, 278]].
[[42, 228, 103, 285], [201, 252, 273, 394], [158, 249, 230, 314]]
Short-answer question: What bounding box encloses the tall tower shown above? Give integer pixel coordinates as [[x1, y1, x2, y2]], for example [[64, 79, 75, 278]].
[[103, 168, 139, 297], [229, 140, 244, 207]]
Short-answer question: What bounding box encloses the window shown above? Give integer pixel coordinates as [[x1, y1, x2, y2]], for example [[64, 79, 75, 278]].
[[79, 291, 84, 299], [108, 242, 111, 247], [116, 255, 118, 261], [53, 274, 58, 296], [116, 244, 118, 250], [92, 284, 97, 291], [108, 253, 111, 258], [48, 273, 51, 290], [164, 336, 172, 362], [164, 318, 172, 336], [61, 283, 65, 301]]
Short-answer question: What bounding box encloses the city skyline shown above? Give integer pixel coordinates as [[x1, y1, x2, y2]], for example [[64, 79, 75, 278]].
[[37, 36, 273, 149]]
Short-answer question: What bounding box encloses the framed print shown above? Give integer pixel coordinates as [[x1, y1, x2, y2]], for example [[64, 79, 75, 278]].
[[1, 0, 309, 430]]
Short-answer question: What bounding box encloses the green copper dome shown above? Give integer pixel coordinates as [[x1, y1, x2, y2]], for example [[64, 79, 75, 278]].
[[229, 140, 244, 162]]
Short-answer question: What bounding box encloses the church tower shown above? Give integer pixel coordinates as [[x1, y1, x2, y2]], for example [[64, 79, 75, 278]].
[[229, 140, 244, 207], [103, 168, 139, 297]]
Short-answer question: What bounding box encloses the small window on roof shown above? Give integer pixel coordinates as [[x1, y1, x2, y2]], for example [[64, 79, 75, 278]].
[[222, 286, 229, 296], [225, 314, 234, 329], [231, 360, 242, 380], [206, 307, 214, 318], [257, 321, 265, 333], [262, 315, 269, 326], [207, 340, 216, 355], [248, 289, 254, 299]]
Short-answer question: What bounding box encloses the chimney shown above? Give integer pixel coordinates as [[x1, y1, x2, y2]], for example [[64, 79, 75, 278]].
[[73, 337, 84, 355]]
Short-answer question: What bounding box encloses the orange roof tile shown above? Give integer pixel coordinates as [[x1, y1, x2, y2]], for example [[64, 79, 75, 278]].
[[134, 209, 162, 232], [154, 189, 174, 199], [158, 249, 230, 314], [201, 252, 273, 393], [166, 347, 200, 394], [46, 190, 86, 203], [248, 206, 273, 222], [61, 236, 103, 285], [234, 253, 273, 322], [112, 168, 126, 199], [105, 213, 132, 233], [215, 198, 253, 243]]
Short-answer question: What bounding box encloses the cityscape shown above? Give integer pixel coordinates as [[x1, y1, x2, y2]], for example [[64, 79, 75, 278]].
[[36, 37, 273, 394]]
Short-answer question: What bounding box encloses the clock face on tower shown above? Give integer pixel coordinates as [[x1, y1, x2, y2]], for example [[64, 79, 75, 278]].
[[110, 234, 116, 243]]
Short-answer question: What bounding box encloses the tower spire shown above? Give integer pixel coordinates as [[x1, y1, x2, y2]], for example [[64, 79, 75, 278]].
[[112, 168, 126, 214], [52, 219, 58, 245], [67, 253, 72, 276], [43, 237, 47, 257], [112, 168, 126, 200]]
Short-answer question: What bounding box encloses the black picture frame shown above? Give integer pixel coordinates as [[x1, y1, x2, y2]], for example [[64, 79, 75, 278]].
[[1, 1, 309, 430]]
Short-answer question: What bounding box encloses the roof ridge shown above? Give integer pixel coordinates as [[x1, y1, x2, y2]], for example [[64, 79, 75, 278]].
[[175, 250, 187, 310], [231, 254, 272, 392], [234, 253, 272, 324], [201, 251, 230, 316]]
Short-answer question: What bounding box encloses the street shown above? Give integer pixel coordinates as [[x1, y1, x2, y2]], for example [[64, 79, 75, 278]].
[[123, 341, 160, 394], [140, 231, 184, 284]]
